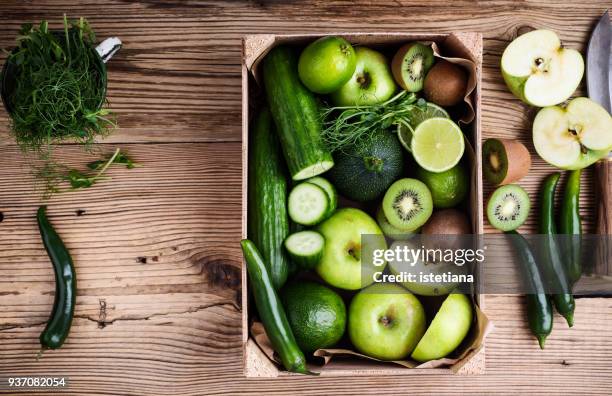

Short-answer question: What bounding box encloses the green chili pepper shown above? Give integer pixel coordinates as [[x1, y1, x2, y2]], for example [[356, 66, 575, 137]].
[[37, 206, 76, 352], [539, 173, 575, 327], [241, 239, 315, 375], [560, 170, 582, 283], [507, 230, 553, 349]]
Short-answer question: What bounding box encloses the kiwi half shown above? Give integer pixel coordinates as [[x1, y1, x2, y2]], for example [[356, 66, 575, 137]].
[[486, 184, 530, 231], [382, 178, 433, 231], [376, 206, 418, 240], [482, 138, 531, 185], [391, 43, 434, 92]]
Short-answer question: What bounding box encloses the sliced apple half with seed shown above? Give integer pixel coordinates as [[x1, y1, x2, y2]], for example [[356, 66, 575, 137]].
[[501, 29, 584, 107], [533, 97, 612, 170]]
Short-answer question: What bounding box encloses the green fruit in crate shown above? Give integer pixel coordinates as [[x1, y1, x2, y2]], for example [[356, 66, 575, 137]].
[[316, 208, 386, 290], [376, 206, 418, 240], [382, 178, 433, 232], [501, 29, 584, 107], [281, 281, 346, 353], [328, 130, 404, 202], [415, 163, 468, 208], [411, 293, 473, 362], [410, 117, 464, 173], [298, 36, 356, 94], [349, 283, 426, 360], [391, 42, 435, 92], [331, 47, 397, 106]]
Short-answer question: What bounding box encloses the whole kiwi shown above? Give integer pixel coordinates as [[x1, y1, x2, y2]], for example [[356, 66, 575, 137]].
[[423, 60, 467, 107]]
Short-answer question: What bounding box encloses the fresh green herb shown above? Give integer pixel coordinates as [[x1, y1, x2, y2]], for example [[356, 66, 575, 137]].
[[320, 91, 424, 152], [6, 16, 114, 154], [38, 148, 138, 197]]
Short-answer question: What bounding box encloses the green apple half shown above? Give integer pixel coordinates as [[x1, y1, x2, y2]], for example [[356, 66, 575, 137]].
[[411, 293, 473, 362], [501, 29, 583, 107], [330, 47, 397, 106], [533, 97, 612, 169], [316, 208, 387, 290], [348, 283, 426, 360]]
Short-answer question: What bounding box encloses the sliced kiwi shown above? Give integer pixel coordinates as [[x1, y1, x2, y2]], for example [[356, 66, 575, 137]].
[[391, 43, 435, 92], [486, 184, 530, 231], [376, 206, 419, 240], [482, 138, 531, 185], [382, 178, 433, 231]]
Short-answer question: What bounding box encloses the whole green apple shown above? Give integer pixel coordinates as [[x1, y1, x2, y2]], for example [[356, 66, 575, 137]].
[[316, 208, 386, 290], [330, 47, 396, 106], [349, 283, 426, 360]]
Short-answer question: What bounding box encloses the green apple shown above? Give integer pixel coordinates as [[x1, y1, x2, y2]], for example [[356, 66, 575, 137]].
[[316, 208, 386, 290], [501, 29, 583, 107], [533, 97, 612, 169], [298, 36, 356, 94], [348, 283, 426, 360], [411, 293, 473, 362], [387, 240, 466, 296], [330, 47, 397, 106]]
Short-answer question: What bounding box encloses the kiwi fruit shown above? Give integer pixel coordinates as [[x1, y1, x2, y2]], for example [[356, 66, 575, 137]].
[[482, 138, 531, 185], [423, 60, 467, 107], [391, 43, 435, 92], [422, 208, 471, 235], [486, 184, 530, 231], [382, 178, 433, 231], [376, 206, 419, 240]]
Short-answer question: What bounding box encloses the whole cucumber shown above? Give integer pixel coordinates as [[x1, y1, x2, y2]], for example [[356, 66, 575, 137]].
[[263, 45, 334, 181], [248, 108, 289, 289], [539, 173, 575, 327]]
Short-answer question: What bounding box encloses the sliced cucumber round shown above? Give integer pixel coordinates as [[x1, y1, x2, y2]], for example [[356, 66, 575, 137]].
[[284, 230, 325, 269], [288, 182, 330, 226], [306, 176, 338, 217]]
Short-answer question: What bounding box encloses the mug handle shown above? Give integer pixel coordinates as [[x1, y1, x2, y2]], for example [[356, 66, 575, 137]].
[[96, 37, 122, 63]]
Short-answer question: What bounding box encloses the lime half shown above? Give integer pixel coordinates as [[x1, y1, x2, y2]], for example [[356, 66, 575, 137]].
[[397, 122, 414, 152], [409, 102, 449, 129], [411, 117, 464, 173]]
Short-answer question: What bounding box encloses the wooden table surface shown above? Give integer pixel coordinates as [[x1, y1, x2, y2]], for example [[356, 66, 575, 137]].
[[1, 1, 611, 394]]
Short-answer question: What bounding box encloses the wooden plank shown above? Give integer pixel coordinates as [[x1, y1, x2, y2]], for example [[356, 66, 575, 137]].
[[0, 0, 611, 394]]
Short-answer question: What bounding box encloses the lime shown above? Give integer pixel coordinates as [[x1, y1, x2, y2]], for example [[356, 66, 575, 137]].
[[281, 281, 346, 353], [411, 117, 464, 173], [396, 122, 414, 152], [408, 102, 449, 128], [415, 164, 468, 208], [298, 36, 356, 94]]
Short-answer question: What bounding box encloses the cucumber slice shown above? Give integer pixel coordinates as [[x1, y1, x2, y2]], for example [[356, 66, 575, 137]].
[[306, 176, 338, 217], [284, 230, 325, 269], [288, 182, 330, 226]]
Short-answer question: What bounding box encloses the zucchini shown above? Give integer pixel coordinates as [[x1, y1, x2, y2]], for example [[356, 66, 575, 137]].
[[288, 182, 330, 226], [248, 108, 289, 290], [263, 45, 334, 180], [284, 230, 325, 269]]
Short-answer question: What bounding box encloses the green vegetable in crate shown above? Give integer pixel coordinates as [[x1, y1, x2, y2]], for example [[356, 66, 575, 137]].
[[284, 231, 325, 270], [559, 170, 582, 283], [263, 45, 334, 180], [288, 182, 331, 226], [327, 130, 404, 202], [538, 173, 575, 327], [305, 176, 337, 217], [241, 240, 315, 375], [37, 206, 76, 354], [507, 230, 553, 349], [248, 109, 289, 289]]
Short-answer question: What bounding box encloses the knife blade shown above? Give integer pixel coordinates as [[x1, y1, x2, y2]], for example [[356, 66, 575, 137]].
[[587, 9, 612, 113]]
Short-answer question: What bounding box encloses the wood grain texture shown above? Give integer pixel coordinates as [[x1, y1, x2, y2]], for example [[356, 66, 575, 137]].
[[1, 0, 611, 394]]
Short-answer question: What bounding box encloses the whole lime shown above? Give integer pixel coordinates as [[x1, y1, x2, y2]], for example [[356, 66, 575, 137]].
[[280, 281, 346, 353], [298, 36, 356, 94], [415, 164, 468, 208]]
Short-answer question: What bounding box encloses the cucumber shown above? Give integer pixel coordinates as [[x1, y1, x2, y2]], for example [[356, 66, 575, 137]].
[[306, 176, 337, 217], [288, 182, 330, 226], [284, 230, 325, 269], [248, 108, 289, 290], [263, 45, 334, 180]]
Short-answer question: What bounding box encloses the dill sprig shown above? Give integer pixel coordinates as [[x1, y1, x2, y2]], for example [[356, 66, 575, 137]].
[[6, 16, 114, 155], [320, 91, 426, 152]]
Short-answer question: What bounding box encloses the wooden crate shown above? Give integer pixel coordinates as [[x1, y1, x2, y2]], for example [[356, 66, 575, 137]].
[[241, 32, 484, 377]]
